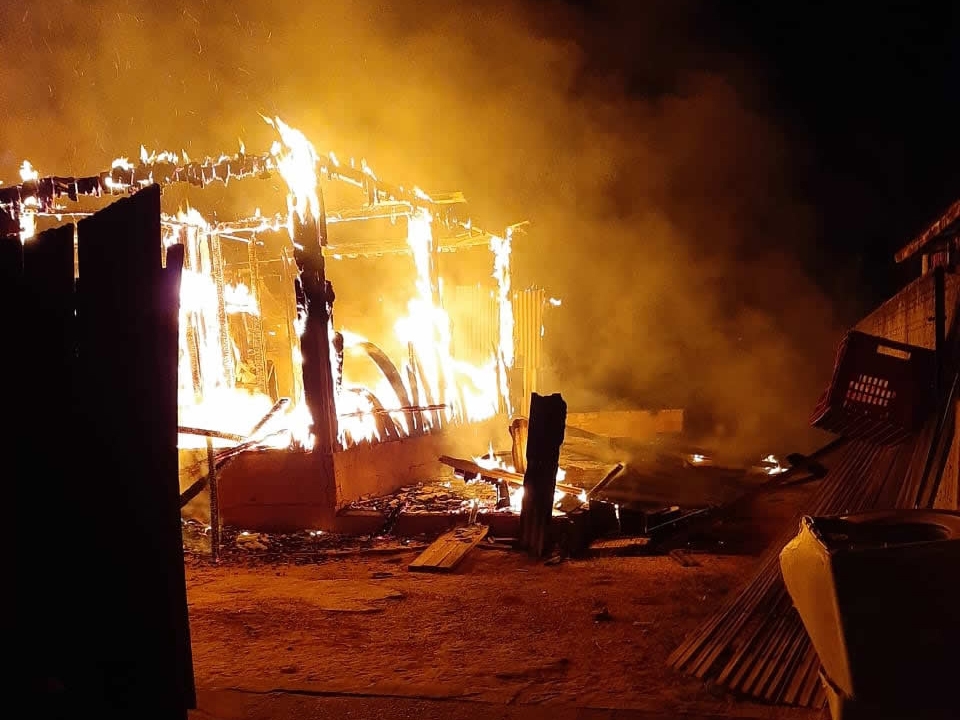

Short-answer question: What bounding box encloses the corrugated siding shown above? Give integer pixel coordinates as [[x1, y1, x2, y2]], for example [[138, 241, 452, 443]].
[[444, 284, 546, 417], [512, 287, 545, 417], [445, 284, 499, 367]]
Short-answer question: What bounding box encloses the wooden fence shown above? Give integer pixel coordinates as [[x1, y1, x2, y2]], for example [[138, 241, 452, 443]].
[[6, 185, 195, 719]]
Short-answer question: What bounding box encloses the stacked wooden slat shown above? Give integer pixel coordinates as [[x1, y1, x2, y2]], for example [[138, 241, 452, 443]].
[[668, 437, 917, 707], [669, 306, 960, 708]]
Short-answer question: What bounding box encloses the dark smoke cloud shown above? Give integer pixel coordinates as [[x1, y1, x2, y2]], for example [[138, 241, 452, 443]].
[[1, 0, 841, 461]]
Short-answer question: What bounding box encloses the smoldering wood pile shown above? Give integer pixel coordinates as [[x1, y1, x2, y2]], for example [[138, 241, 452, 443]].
[[345, 478, 500, 515], [668, 310, 959, 708], [181, 519, 425, 564]]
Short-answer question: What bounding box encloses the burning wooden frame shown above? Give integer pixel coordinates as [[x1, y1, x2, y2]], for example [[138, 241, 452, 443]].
[[2, 116, 553, 530]]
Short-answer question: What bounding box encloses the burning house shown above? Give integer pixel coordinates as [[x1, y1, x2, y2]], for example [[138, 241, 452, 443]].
[[1, 116, 556, 532]]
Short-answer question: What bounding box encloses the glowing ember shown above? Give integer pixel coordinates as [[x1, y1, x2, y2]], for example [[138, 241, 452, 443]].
[[472, 442, 571, 513], [762, 454, 787, 475]]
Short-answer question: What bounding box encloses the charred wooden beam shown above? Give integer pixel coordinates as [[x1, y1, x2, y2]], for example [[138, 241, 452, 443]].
[[586, 462, 625, 500], [291, 204, 338, 454], [337, 403, 448, 418], [250, 397, 292, 435], [496, 479, 512, 510], [438, 454, 582, 495], [509, 416, 529, 474], [355, 339, 415, 430], [519, 393, 567, 557], [178, 426, 246, 443], [0, 149, 469, 229]]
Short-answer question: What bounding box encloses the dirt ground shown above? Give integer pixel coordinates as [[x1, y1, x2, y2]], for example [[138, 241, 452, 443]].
[[184, 520, 822, 719], [184, 436, 826, 720]]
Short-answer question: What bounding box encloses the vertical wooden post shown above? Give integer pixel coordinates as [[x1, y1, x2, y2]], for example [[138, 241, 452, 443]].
[[292, 208, 338, 454], [206, 437, 221, 563], [519, 392, 567, 557]]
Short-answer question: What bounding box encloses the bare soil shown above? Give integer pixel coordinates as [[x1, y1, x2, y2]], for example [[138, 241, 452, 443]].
[[185, 540, 821, 719], [184, 442, 826, 719]]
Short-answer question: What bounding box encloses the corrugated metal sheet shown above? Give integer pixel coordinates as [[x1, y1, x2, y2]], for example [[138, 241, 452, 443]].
[[445, 284, 499, 367], [512, 287, 545, 417], [443, 284, 546, 417]]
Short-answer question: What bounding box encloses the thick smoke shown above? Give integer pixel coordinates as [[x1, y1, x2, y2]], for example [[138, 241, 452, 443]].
[[0, 0, 842, 461]]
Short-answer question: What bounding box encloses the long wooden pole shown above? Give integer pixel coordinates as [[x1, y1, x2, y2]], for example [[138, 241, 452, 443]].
[[206, 438, 221, 563], [291, 193, 338, 454]]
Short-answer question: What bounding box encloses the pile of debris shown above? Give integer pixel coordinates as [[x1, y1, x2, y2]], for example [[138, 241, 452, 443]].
[[345, 476, 501, 516], [181, 518, 424, 566]]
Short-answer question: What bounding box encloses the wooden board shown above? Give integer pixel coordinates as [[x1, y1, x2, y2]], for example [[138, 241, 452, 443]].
[[409, 524, 489, 573], [588, 536, 650, 556], [439, 453, 582, 495]]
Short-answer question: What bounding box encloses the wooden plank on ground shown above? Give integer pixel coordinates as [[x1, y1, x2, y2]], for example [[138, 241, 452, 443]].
[[668, 549, 702, 567], [409, 524, 489, 573], [588, 536, 650, 556], [439, 454, 582, 495]]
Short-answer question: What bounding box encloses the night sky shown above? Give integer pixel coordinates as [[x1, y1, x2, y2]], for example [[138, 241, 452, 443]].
[[719, 3, 957, 305], [567, 1, 959, 310]]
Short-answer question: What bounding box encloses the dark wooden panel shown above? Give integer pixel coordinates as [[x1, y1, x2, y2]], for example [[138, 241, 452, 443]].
[[17, 225, 76, 710], [76, 185, 194, 718]]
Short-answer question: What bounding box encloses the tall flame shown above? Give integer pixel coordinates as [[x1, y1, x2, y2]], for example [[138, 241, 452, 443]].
[[265, 115, 321, 235], [17, 160, 40, 242], [394, 209, 457, 425], [19, 160, 39, 182], [491, 227, 515, 412], [170, 207, 287, 447]]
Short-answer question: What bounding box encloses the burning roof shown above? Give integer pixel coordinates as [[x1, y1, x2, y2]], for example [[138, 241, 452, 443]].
[[2, 116, 537, 453]]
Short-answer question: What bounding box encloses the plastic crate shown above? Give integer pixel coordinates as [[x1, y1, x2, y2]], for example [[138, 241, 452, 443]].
[[810, 331, 937, 444]]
